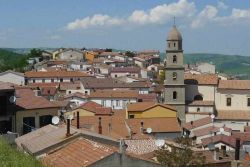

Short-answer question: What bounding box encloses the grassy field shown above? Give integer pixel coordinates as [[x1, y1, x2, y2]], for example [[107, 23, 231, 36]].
[[0, 138, 45, 167]]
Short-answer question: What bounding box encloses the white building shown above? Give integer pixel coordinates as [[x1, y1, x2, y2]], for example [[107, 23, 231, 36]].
[[0, 70, 24, 85]]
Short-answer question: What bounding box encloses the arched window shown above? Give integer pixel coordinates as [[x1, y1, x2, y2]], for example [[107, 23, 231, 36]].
[[173, 55, 177, 63], [194, 95, 203, 101], [173, 91, 177, 100], [173, 72, 177, 80]]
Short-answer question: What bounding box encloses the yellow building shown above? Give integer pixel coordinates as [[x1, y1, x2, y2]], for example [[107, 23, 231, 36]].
[[85, 51, 98, 63], [126, 102, 177, 119]]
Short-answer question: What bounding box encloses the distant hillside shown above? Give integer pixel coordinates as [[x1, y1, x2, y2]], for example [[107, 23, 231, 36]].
[[0, 49, 27, 72], [160, 53, 250, 79]]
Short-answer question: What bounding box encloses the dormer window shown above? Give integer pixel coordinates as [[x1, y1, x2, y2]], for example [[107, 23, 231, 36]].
[[173, 55, 177, 63]]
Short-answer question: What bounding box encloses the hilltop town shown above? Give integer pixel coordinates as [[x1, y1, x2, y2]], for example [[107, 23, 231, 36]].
[[0, 25, 250, 167]]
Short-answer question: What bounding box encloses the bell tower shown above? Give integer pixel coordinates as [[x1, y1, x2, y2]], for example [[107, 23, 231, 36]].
[[164, 25, 185, 123]]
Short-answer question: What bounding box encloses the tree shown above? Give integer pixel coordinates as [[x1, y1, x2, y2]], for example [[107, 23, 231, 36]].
[[155, 137, 206, 167], [27, 48, 43, 58], [125, 51, 135, 58], [159, 70, 165, 84]]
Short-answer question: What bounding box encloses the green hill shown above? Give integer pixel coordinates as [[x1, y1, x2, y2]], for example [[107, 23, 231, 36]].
[[0, 49, 27, 72], [160, 53, 250, 79]]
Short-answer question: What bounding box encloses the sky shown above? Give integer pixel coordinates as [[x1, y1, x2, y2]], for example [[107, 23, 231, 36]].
[[0, 0, 250, 55]]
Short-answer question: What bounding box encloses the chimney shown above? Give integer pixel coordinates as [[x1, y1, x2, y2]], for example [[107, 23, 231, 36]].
[[76, 111, 80, 129], [66, 119, 71, 137], [235, 138, 240, 160], [140, 121, 144, 133], [98, 117, 102, 134], [108, 123, 112, 133]]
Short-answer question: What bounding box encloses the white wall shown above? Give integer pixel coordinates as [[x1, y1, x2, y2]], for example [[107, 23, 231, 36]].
[[186, 85, 216, 101], [215, 89, 250, 111], [185, 114, 208, 122], [197, 63, 215, 74], [91, 98, 137, 109], [186, 106, 214, 113], [0, 73, 24, 85]]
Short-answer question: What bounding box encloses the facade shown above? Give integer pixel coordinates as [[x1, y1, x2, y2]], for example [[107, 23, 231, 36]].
[[54, 48, 84, 61], [0, 70, 24, 85], [164, 25, 186, 122]]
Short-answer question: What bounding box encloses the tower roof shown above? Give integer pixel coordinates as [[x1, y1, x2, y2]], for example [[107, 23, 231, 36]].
[[167, 25, 182, 41]]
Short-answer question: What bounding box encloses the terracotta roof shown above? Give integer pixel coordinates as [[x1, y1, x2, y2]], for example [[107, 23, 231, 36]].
[[201, 134, 237, 148], [192, 126, 232, 137], [126, 117, 181, 133], [184, 73, 218, 85], [77, 101, 113, 115], [218, 80, 250, 90], [15, 88, 59, 109], [41, 87, 57, 96], [15, 124, 58, 149], [187, 100, 214, 106], [244, 126, 250, 132], [25, 71, 90, 78], [64, 92, 88, 99], [72, 115, 130, 139], [127, 102, 176, 112], [216, 110, 250, 120], [232, 132, 250, 142], [89, 90, 139, 98], [43, 137, 116, 167], [16, 125, 79, 155], [28, 82, 59, 88], [183, 117, 212, 130], [125, 139, 158, 155], [0, 81, 15, 90], [59, 82, 81, 90], [137, 93, 157, 102], [81, 78, 151, 89], [99, 51, 121, 56], [109, 67, 140, 73]]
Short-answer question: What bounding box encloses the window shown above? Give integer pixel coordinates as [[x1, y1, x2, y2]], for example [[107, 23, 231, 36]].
[[173, 55, 177, 63], [42, 79, 45, 83], [129, 115, 135, 119], [85, 91, 88, 94], [168, 43, 170, 48], [197, 108, 200, 112], [33, 79, 35, 83], [226, 97, 231, 106], [70, 78, 73, 82], [60, 78, 63, 82], [173, 72, 177, 80], [174, 43, 176, 47], [248, 98, 250, 106], [116, 100, 120, 107], [68, 91, 71, 94], [173, 91, 177, 100], [51, 79, 54, 83], [115, 74, 117, 78]]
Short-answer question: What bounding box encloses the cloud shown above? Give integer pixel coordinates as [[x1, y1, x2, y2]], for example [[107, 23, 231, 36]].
[[66, 14, 124, 30], [128, 0, 195, 25], [191, 5, 218, 28], [65, 0, 250, 30], [217, 1, 228, 10]]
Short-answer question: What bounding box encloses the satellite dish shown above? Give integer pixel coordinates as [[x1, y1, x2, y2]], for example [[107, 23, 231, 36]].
[[219, 128, 224, 133], [146, 128, 152, 134], [9, 96, 16, 103], [52, 116, 60, 125], [210, 114, 215, 119], [155, 139, 165, 147]]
